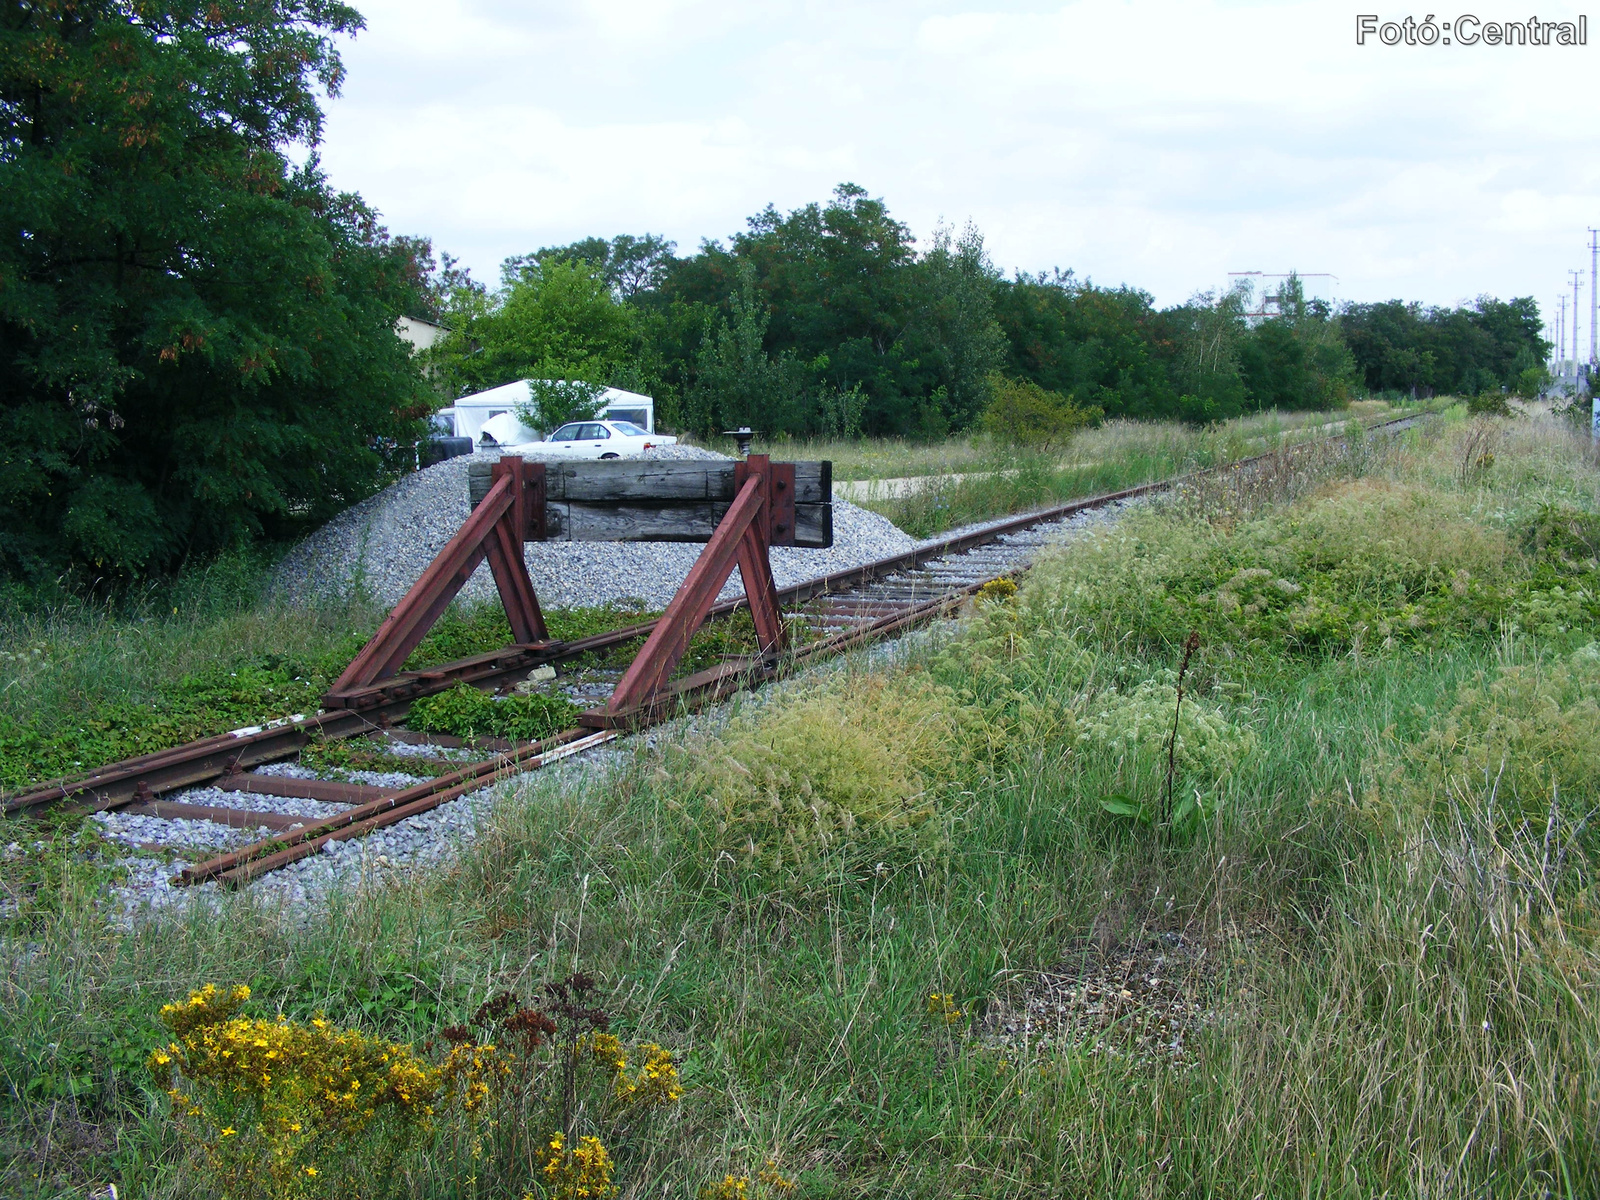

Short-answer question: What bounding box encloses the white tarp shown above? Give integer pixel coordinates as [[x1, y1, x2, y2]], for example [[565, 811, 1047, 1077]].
[[448, 381, 656, 442], [478, 410, 541, 448]]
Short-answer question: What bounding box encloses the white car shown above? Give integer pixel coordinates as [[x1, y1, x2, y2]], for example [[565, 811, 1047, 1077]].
[[541, 419, 677, 459]]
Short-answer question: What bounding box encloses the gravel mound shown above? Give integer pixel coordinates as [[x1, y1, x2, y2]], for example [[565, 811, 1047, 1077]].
[[271, 448, 916, 611]]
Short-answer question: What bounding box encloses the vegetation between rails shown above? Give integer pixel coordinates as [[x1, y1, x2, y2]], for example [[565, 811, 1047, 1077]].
[[0, 597, 643, 794], [6, 407, 1599, 1197]]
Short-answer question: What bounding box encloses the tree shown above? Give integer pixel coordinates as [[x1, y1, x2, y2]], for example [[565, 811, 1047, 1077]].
[[1338, 295, 1549, 396], [1, 0, 429, 579], [658, 183, 928, 434], [906, 223, 1007, 434], [1237, 275, 1358, 411], [1162, 287, 1250, 422], [993, 271, 1179, 419], [686, 263, 810, 435], [426, 258, 635, 400], [521, 234, 678, 301]]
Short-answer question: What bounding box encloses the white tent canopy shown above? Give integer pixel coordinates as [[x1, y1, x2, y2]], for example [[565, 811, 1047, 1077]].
[[443, 381, 656, 446]]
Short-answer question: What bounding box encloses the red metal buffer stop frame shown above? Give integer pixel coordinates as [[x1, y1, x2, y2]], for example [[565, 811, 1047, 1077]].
[[323, 454, 809, 729]]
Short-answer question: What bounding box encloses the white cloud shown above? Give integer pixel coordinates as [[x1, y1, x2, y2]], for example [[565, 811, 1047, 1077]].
[[317, 0, 1600, 311]]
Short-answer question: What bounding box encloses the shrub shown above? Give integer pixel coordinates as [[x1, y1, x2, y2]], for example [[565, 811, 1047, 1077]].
[[1514, 365, 1552, 398], [150, 978, 682, 1199], [1467, 390, 1517, 418], [1014, 479, 1517, 659], [149, 984, 492, 1197], [1075, 675, 1253, 794], [1402, 644, 1600, 829], [981, 374, 1102, 450], [1524, 503, 1600, 570]]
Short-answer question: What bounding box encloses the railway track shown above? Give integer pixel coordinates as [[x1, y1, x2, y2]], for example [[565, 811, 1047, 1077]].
[[2, 414, 1425, 893]]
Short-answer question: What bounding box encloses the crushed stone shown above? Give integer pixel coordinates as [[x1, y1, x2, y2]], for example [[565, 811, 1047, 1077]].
[[270, 447, 916, 611]]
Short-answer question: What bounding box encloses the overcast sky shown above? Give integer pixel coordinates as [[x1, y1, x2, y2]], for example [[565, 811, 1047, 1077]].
[[314, 1, 1599, 317]]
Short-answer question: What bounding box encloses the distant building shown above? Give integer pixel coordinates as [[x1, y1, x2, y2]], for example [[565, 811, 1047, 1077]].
[[396, 315, 448, 355]]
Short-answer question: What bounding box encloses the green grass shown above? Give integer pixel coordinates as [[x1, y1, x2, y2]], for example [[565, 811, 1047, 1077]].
[[856, 398, 1442, 537], [700, 401, 1417, 485], [6, 408, 1599, 1198], [700, 400, 1427, 489], [0, 591, 659, 792]]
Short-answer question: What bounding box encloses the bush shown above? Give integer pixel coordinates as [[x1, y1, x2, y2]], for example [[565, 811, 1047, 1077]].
[[1467, 390, 1517, 418], [1401, 645, 1600, 830], [1515, 365, 1552, 398], [1012, 479, 1520, 660], [148, 978, 681, 1198], [980, 374, 1101, 450]]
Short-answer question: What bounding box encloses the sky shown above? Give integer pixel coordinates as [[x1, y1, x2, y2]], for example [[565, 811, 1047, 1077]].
[[313, 0, 1600, 318]]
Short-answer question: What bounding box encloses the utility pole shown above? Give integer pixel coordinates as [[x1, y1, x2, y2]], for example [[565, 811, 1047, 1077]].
[[1590, 229, 1599, 367], [1558, 294, 1567, 373], [1572, 269, 1584, 373]]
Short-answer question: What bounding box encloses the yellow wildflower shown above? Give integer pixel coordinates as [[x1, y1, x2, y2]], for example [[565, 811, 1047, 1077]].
[[927, 992, 964, 1026], [539, 1131, 617, 1199], [758, 1161, 797, 1192], [702, 1175, 749, 1200]]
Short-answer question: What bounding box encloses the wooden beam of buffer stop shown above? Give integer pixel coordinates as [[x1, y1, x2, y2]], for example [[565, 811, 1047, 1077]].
[[324, 455, 832, 728]]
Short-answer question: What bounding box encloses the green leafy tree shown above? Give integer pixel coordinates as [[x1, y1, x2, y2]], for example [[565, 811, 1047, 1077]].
[[427, 257, 635, 403], [659, 184, 929, 434], [1237, 275, 1359, 411], [1339, 295, 1548, 397], [993, 271, 1180, 419], [1, 0, 429, 579], [1515, 364, 1552, 398], [1163, 287, 1250, 422], [907, 222, 1008, 433], [687, 263, 810, 435], [517, 380, 606, 432], [517, 234, 678, 301]]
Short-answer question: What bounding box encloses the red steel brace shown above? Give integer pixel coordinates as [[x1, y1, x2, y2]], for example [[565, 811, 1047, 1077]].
[[598, 455, 788, 718], [325, 459, 548, 699]]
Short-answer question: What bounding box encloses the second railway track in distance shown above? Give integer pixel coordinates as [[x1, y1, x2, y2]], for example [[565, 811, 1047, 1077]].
[[1, 414, 1425, 891]]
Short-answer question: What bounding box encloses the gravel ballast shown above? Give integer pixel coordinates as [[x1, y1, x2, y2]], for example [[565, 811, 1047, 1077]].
[[271, 447, 917, 611]]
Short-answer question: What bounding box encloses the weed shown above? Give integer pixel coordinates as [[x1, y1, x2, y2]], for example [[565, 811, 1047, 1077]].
[[406, 682, 577, 744], [1399, 644, 1600, 833], [296, 736, 458, 781], [14, 405, 1600, 1200], [143, 976, 681, 1199]]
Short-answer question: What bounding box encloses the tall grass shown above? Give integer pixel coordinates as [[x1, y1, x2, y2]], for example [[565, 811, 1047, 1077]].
[[707, 398, 1417, 486], [5, 409, 1598, 1197], [853, 400, 1437, 537]]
